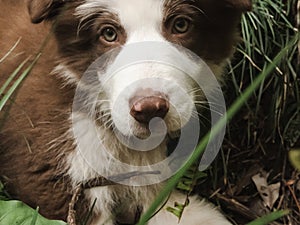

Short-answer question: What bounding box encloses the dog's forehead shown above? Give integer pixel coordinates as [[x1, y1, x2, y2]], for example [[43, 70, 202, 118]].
[[79, 0, 165, 26], [78, 0, 167, 42], [111, 0, 164, 31]]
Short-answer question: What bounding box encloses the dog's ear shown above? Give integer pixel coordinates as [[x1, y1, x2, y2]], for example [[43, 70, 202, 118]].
[[224, 0, 252, 12], [27, 0, 66, 23]]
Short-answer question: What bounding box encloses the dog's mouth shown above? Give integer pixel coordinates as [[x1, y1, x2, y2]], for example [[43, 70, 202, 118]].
[[93, 88, 181, 140], [130, 120, 166, 139], [110, 84, 191, 141]]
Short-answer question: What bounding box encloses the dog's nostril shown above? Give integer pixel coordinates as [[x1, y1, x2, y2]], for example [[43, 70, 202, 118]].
[[130, 96, 169, 124]]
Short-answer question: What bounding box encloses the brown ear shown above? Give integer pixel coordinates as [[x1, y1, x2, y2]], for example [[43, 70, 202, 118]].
[[27, 0, 65, 23], [224, 0, 252, 12]]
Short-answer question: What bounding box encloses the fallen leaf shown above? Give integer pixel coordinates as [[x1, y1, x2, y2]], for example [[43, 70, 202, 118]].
[[289, 148, 300, 171], [252, 171, 281, 209]]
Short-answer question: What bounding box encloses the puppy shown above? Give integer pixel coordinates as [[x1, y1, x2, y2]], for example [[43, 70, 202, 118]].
[[0, 0, 251, 224]]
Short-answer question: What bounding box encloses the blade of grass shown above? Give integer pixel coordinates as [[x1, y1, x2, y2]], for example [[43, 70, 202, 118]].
[[246, 210, 290, 225], [0, 54, 41, 111], [0, 57, 29, 96], [137, 34, 298, 225], [0, 38, 21, 64], [30, 207, 39, 225]]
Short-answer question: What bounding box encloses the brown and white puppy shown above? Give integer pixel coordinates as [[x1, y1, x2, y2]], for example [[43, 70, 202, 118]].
[[0, 0, 251, 224]]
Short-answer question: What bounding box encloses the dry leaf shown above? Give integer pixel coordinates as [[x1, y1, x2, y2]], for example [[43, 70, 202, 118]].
[[289, 149, 300, 171], [252, 171, 281, 209]]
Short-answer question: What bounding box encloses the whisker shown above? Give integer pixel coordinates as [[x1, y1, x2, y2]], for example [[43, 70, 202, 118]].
[[194, 100, 226, 108], [195, 105, 225, 117], [190, 110, 211, 124]]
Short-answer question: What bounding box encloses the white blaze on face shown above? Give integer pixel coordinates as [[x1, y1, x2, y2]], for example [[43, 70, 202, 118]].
[[81, 0, 165, 42], [110, 0, 165, 43], [79, 0, 199, 137]]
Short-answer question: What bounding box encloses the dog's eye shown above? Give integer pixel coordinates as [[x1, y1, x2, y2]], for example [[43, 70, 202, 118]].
[[173, 17, 190, 34], [101, 27, 118, 42]]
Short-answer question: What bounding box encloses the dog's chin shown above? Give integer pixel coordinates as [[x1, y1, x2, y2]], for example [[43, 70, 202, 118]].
[[130, 123, 152, 139], [114, 119, 181, 140]]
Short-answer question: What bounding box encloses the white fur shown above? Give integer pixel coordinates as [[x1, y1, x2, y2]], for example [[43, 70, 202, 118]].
[[110, 0, 164, 43], [149, 191, 231, 225], [52, 63, 80, 85], [67, 1, 231, 224]]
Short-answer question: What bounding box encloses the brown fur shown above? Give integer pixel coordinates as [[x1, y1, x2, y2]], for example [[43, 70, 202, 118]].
[[163, 0, 247, 64], [0, 0, 251, 222], [0, 0, 77, 220]]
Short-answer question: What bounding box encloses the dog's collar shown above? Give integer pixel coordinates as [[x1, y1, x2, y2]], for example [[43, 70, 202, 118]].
[[67, 176, 116, 225], [67, 171, 160, 225]]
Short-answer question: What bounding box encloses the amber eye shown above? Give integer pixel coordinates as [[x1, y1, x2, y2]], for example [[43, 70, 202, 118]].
[[101, 27, 118, 42], [173, 17, 190, 34]]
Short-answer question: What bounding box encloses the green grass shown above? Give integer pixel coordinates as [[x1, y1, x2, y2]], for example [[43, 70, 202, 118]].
[[228, 0, 299, 147], [246, 210, 290, 225], [0, 55, 40, 111]]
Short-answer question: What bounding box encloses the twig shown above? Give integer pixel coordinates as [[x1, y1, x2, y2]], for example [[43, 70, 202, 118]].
[[285, 180, 300, 213], [67, 185, 83, 225]]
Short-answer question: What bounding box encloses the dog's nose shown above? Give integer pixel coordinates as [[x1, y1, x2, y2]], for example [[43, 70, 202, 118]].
[[130, 92, 169, 124]]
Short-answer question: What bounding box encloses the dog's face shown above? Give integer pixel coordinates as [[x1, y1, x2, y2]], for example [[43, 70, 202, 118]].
[[28, 0, 251, 140]]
